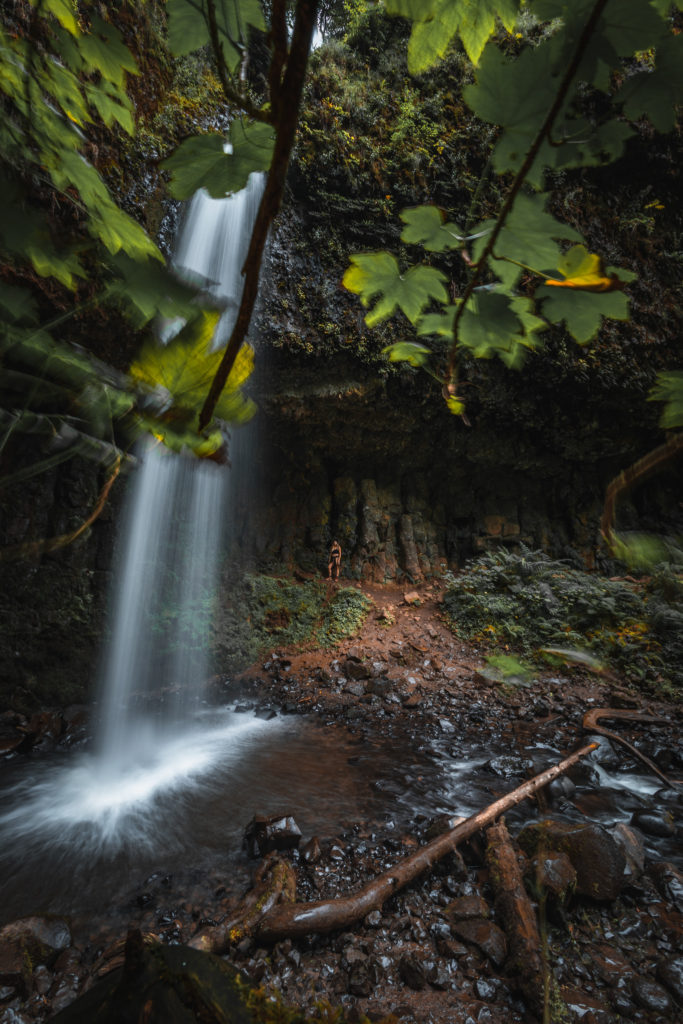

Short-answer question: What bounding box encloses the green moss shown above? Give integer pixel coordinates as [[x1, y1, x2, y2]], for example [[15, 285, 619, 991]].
[[213, 576, 372, 674], [442, 547, 683, 696]]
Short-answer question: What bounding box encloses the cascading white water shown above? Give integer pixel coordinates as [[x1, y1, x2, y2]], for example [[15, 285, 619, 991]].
[[96, 446, 226, 765], [95, 172, 266, 770], [171, 172, 265, 346]]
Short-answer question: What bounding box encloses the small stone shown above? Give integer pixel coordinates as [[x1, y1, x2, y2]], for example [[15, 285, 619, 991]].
[[528, 852, 576, 901], [475, 978, 497, 1001], [403, 591, 421, 606], [450, 919, 508, 967], [445, 894, 490, 921], [398, 953, 426, 990], [364, 910, 382, 928], [632, 975, 672, 1013], [301, 836, 321, 864], [630, 810, 675, 838], [610, 823, 645, 880], [649, 861, 683, 912]]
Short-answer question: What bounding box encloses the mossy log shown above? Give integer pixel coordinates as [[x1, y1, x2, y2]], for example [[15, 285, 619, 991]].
[[485, 819, 544, 1018]]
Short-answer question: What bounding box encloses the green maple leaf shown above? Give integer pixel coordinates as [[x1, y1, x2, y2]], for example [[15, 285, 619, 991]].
[[385, 0, 520, 70], [31, 0, 79, 35], [458, 291, 528, 367], [382, 341, 433, 367], [650, 372, 683, 429], [77, 16, 138, 87], [473, 192, 582, 288], [417, 305, 459, 340], [343, 252, 448, 327], [537, 283, 630, 345], [0, 283, 38, 324], [400, 206, 464, 251], [619, 33, 683, 132], [129, 311, 255, 426], [166, 0, 265, 62], [162, 122, 274, 200], [85, 82, 135, 135]]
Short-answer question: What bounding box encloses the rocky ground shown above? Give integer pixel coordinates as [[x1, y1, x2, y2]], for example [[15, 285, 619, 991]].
[[1, 580, 682, 1024]]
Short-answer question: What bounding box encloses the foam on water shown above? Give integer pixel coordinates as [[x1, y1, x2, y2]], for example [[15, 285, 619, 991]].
[[0, 710, 281, 854]]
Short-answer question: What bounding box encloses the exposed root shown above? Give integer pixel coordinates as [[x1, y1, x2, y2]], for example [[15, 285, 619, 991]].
[[583, 707, 681, 789]]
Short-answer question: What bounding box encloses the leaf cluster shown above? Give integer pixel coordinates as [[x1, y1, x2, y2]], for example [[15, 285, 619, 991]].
[[342, 0, 682, 411]]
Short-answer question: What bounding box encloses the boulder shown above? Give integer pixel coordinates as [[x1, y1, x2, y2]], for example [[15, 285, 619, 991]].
[[517, 821, 626, 901], [0, 916, 71, 993], [449, 919, 508, 967]]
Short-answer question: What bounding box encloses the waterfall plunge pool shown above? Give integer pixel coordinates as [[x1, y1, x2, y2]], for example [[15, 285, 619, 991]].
[[1, 706, 680, 940]]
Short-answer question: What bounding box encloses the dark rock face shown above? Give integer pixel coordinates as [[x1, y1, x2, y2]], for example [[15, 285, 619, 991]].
[[517, 821, 626, 901]]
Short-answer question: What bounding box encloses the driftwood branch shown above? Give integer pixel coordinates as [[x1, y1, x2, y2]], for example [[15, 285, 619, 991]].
[[583, 707, 681, 790], [190, 744, 597, 953], [601, 432, 683, 546]]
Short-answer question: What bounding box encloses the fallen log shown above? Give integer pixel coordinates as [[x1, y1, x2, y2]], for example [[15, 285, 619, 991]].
[[486, 819, 544, 1018], [189, 854, 296, 954], [582, 707, 681, 789], [189, 742, 596, 953]]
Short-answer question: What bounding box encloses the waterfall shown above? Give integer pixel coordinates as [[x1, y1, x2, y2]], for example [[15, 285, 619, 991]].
[[95, 172, 266, 767]]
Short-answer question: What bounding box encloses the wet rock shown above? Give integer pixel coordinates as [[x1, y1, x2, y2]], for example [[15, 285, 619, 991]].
[[343, 681, 365, 697], [0, 917, 71, 992], [347, 961, 372, 997], [560, 986, 613, 1022], [301, 835, 320, 862], [586, 734, 622, 767], [547, 775, 576, 801], [649, 861, 683, 911], [450, 919, 508, 967], [345, 659, 372, 681], [398, 953, 427, 990], [32, 965, 52, 996], [630, 809, 675, 838], [611, 823, 646, 881], [364, 910, 382, 928], [50, 935, 252, 1023], [517, 820, 626, 900], [632, 975, 673, 1014], [243, 814, 302, 858], [528, 852, 576, 901], [445, 894, 490, 921], [475, 978, 497, 1001], [656, 955, 683, 1003], [483, 755, 532, 778], [591, 944, 635, 987]]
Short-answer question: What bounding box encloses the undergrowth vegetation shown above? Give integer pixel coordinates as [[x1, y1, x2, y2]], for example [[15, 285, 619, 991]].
[[442, 547, 683, 697], [213, 575, 372, 672]]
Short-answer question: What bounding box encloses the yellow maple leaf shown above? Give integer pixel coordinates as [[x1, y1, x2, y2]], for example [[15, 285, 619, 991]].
[[546, 248, 630, 293]]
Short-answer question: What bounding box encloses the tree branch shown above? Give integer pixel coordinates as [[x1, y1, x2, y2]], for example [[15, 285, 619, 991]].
[[445, 0, 610, 387], [198, 0, 320, 431]]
